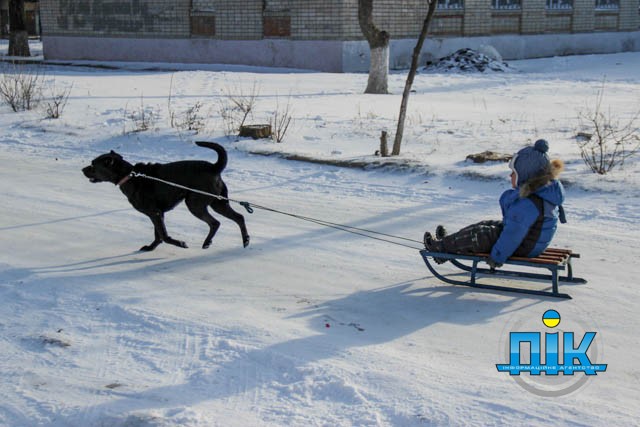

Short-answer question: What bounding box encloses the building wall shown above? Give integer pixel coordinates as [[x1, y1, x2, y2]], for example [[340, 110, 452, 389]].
[[40, 0, 190, 37], [40, 0, 640, 39], [39, 0, 640, 71]]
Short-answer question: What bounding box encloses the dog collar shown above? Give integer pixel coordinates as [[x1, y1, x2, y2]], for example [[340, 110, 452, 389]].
[[117, 174, 132, 187]]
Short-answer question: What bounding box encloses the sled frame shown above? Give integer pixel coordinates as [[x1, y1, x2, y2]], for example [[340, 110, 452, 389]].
[[419, 248, 586, 299]]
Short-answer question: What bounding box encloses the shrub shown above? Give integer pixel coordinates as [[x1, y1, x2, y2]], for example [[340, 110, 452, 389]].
[[43, 80, 72, 119], [0, 64, 42, 112], [219, 82, 260, 137], [270, 94, 293, 143], [576, 83, 640, 174], [124, 95, 157, 134]]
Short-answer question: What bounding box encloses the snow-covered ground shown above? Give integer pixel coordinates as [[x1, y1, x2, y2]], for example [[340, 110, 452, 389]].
[[1, 42, 639, 426]]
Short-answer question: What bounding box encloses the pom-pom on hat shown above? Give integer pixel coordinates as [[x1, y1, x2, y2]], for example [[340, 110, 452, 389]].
[[509, 139, 551, 186]]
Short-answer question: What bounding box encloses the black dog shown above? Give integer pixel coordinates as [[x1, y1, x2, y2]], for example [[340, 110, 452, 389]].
[[82, 141, 250, 251]]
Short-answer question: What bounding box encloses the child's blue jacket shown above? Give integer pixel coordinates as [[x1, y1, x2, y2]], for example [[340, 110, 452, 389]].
[[490, 180, 565, 263]]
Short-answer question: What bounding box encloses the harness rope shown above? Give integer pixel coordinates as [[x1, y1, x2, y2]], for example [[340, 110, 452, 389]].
[[129, 171, 424, 251]]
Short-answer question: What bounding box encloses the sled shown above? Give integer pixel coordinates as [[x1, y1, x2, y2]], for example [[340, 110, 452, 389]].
[[419, 247, 586, 299]]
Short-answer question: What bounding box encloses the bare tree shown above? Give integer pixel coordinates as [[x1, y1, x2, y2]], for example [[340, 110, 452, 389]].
[[8, 0, 31, 57], [358, 0, 390, 94], [391, 0, 437, 155]]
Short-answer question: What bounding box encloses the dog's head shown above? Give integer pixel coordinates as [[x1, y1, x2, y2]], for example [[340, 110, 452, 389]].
[[82, 151, 132, 185]]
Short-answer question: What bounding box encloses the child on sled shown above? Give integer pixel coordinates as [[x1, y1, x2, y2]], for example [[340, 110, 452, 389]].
[[423, 139, 565, 268]]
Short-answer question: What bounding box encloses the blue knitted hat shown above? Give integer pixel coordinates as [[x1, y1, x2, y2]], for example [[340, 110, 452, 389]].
[[509, 139, 550, 186]]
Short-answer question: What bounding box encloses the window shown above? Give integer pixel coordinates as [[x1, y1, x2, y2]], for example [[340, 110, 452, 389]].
[[547, 0, 573, 10], [437, 0, 464, 10], [492, 0, 522, 10], [263, 15, 291, 37], [191, 14, 216, 37], [595, 0, 619, 9]]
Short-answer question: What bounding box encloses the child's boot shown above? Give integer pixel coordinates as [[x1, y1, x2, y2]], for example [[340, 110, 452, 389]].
[[423, 231, 447, 264]]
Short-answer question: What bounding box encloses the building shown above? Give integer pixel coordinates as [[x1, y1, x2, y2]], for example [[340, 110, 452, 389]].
[[39, 0, 640, 72], [1, 0, 40, 38]]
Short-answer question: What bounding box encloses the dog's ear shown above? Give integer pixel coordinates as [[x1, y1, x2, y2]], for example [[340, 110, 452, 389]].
[[109, 150, 123, 160]]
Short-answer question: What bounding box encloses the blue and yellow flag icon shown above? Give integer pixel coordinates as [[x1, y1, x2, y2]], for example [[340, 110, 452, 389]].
[[542, 310, 561, 328]]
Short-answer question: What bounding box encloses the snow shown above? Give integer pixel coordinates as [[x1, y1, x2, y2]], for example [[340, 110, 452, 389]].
[[1, 40, 639, 426]]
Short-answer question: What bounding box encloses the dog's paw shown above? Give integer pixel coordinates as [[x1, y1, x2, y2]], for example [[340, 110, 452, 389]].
[[243, 236, 250, 248], [165, 238, 188, 248], [140, 245, 156, 252]]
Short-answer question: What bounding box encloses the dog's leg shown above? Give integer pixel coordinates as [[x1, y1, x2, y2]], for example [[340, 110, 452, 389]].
[[186, 196, 221, 249], [143, 212, 188, 250], [210, 202, 250, 248], [140, 227, 163, 252]]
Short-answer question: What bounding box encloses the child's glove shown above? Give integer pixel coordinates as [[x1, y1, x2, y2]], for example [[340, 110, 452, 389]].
[[487, 258, 503, 270]]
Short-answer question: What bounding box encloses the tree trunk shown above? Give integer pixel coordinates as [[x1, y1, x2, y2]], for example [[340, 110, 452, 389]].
[[358, 0, 390, 94], [8, 0, 31, 57], [391, 0, 437, 156], [367, 44, 389, 94]]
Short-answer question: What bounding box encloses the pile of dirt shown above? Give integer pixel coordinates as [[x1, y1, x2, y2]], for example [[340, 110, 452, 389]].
[[424, 48, 511, 73], [466, 151, 512, 164]]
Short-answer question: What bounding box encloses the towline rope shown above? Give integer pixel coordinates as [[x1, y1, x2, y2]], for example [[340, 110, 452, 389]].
[[130, 171, 424, 251]]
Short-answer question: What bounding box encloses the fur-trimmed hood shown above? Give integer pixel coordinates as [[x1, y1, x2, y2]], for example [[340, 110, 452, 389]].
[[519, 159, 564, 198]]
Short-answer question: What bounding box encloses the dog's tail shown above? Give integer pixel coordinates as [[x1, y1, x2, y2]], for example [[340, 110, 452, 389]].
[[196, 141, 228, 173]]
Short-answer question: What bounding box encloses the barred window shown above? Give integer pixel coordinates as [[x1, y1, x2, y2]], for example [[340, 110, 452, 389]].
[[437, 0, 464, 10], [547, 0, 573, 10], [492, 0, 522, 10], [595, 0, 619, 9]]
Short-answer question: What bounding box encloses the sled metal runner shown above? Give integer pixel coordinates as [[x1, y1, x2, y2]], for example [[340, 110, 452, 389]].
[[419, 248, 586, 299]]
